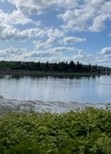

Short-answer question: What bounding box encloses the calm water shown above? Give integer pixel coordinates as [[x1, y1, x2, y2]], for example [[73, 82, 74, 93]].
[[0, 75, 111, 104]]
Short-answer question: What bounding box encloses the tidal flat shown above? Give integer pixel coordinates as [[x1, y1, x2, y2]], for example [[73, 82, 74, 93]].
[[0, 96, 108, 115]]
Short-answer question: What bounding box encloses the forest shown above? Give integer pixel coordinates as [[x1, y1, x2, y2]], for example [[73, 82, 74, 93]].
[[0, 61, 110, 74]]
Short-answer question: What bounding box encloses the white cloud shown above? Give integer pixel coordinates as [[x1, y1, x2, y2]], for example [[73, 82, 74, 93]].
[[95, 56, 111, 66], [62, 36, 86, 44], [0, 9, 35, 26], [93, 47, 111, 66], [51, 46, 76, 52], [58, 0, 111, 32], [0, 7, 64, 41], [23, 48, 63, 62], [0, 46, 62, 62], [1, 0, 110, 42], [100, 47, 111, 55], [101, 1, 111, 13], [0, 46, 29, 61], [46, 28, 64, 39], [0, 45, 111, 66], [33, 35, 85, 52], [0, 45, 80, 62], [0, 25, 64, 41], [33, 28, 65, 50], [28, 50, 61, 59], [90, 14, 111, 32], [0, 8, 44, 40], [73, 50, 94, 63], [7, 0, 78, 14], [0, 23, 46, 40], [33, 39, 54, 50], [2, 0, 111, 34], [0, 0, 111, 66]]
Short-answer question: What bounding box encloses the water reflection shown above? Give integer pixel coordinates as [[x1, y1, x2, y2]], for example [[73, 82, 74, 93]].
[[0, 75, 110, 104]]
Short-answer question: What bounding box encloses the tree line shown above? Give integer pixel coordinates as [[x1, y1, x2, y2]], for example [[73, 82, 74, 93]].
[[0, 60, 110, 74]]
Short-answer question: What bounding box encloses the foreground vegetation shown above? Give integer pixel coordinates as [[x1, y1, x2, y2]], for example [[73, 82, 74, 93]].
[[0, 107, 111, 153]]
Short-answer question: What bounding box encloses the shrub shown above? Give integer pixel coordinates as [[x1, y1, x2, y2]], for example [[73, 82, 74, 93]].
[[0, 108, 111, 154]]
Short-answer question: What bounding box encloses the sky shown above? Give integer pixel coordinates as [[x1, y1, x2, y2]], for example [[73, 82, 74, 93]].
[[0, 0, 111, 66]]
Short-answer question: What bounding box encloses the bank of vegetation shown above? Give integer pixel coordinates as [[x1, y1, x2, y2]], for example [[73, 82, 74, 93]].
[[0, 107, 111, 154], [0, 61, 110, 75]]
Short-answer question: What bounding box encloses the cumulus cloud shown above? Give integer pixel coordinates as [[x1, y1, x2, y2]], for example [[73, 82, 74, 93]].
[[7, 0, 78, 14], [0, 0, 111, 66], [33, 39, 77, 51], [0, 24, 46, 40], [95, 56, 111, 66], [33, 37, 78, 52], [99, 47, 111, 65], [94, 47, 111, 66], [46, 28, 64, 39], [33, 35, 85, 52], [1, 0, 111, 37], [0, 9, 36, 26], [62, 36, 86, 44], [7, 0, 111, 34], [58, 0, 111, 32], [0, 46, 62, 62], [33, 27, 65, 50], [1, 45, 111, 66], [28, 51, 61, 61], [33, 39, 54, 50], [1, 0, 110, 41], [0, 8, 43, 40], [27, 49, 63, 62], [0, 46, 29, 61], [0, 7, 64, 41], [90, 14, 111, 32], [73, 50, 94, 63], [100, 47, 111, 55], [51, 46, 76, 52], [0, 45, 81, 62]]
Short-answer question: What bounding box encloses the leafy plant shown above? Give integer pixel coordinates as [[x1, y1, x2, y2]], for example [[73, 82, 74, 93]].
[[0, 107, 111, 153]]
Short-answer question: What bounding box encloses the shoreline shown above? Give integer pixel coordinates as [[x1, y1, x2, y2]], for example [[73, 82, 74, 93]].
[[0, 96, 109, 115], [0, 69, 109, 77]]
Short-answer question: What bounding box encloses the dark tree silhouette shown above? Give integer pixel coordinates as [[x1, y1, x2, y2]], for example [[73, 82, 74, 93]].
[[0, 60, 110, 74]]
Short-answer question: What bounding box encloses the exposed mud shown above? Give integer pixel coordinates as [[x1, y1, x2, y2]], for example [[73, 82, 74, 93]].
[[0, 95, 109, 115]]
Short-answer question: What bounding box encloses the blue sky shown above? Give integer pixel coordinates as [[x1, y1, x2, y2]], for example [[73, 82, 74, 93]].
[[0, 0, 111, 66]]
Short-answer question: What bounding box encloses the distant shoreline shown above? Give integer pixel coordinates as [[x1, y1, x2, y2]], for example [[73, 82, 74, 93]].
[[0, 69, 109, 77]]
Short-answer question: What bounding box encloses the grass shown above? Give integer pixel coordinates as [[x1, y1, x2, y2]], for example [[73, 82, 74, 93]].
[[0, 107, 111, 153]]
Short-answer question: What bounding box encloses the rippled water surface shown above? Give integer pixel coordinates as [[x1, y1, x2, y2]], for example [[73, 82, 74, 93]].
[[0, 75, 111, 104]]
